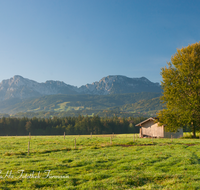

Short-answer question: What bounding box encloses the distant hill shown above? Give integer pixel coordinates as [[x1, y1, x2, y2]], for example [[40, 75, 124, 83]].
[[0, 92, 162, 115], [106, 97, 163, 115], [9, 95, 162, 118]]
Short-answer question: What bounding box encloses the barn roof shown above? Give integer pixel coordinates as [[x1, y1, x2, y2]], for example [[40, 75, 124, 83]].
[[135, 117, 158, 126]]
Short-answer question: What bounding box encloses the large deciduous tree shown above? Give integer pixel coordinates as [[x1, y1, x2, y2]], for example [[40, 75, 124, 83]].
[[158, 42, 200, 138]]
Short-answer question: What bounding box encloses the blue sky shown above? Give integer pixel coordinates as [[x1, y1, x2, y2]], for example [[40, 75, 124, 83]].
[[0, 0, 200, 87]]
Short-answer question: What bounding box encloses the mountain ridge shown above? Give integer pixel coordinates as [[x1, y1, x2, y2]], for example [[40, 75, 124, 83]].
[[0, 75, 162, 116], [0, 75, 161, 101]]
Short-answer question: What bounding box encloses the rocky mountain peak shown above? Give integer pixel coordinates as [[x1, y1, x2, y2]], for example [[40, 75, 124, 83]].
[[79, 75, 161, 95], [0, 75, 161, 101]]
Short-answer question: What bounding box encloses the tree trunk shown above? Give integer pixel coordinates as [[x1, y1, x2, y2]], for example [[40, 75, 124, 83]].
[[192, 124, 196, 138]]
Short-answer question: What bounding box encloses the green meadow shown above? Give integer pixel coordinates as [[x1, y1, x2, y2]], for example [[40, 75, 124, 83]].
[[0, 134, 200, 189]]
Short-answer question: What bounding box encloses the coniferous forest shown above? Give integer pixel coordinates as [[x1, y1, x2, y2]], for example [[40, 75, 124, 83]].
[[0, 115, 146, 136]]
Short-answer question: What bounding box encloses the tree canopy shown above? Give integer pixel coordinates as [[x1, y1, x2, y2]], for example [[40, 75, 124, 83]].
[[158, 42, 200, 137]]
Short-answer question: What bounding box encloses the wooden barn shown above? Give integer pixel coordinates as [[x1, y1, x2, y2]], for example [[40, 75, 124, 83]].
[[136, 117, 183, 138]]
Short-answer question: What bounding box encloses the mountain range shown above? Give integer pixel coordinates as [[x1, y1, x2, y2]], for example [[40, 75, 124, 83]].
[[0, 75, 163, 117], [0, 75, 161, 101]]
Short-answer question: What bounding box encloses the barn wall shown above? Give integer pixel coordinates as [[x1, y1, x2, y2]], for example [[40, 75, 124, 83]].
[[141, 120, 154, 137], [139, 119, 183, 138], [141, 120, 164, 137], [151, 123, 164, 137]]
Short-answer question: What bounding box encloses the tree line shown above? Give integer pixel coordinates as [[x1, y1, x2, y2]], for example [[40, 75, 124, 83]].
[[0, 115, 146, 136]]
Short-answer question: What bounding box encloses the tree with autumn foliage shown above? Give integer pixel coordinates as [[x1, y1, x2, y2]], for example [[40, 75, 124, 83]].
[[158, 42, 200, 138]]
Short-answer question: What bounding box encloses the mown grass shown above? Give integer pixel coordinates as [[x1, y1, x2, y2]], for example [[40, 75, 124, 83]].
[[0, 134, 200, 189]]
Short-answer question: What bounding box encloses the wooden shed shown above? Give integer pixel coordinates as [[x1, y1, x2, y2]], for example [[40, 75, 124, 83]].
[[136, 117, 183, 138]]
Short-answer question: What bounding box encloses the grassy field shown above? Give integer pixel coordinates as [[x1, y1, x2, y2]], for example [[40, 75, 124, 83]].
[[0, 134, 200, 189]]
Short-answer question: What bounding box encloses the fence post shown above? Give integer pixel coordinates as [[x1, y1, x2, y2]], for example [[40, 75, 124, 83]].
[[28, 141, 30, 155], [64, 132, 65, 139], [75, 138, 76, 149], [29, 132, 31, 139], [91, 132, 92, 138]]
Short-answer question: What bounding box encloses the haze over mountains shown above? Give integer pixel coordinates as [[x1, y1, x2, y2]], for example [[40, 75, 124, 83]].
[[0, 75, 161, 101], [0, 75, 162, 117]]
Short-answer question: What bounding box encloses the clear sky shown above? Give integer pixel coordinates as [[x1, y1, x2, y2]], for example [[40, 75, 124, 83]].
[[0, 0, 200, 87]]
